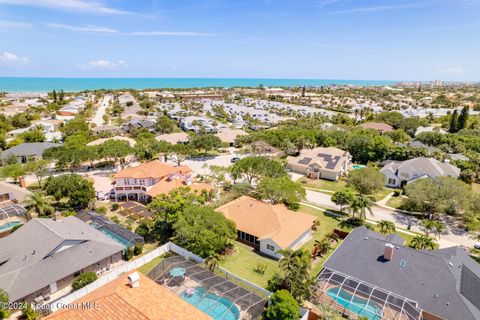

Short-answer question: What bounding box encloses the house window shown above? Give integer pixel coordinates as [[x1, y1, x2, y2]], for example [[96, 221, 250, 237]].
[[388, 178, 396, 185], [266, 244, 275, 251], [124, 179, 130, 186], [138, 179, 145, 186]]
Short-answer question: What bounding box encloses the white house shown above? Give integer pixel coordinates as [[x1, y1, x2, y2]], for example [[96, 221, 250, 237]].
[[216, 196, 316, 259], [380, 157, 461, 188]]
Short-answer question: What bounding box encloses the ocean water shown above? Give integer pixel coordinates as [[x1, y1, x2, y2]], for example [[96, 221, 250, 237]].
[[0, 77, 398, 93]]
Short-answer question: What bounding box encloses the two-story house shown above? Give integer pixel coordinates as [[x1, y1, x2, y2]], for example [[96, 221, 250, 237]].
[[113, 160, 214, 202]]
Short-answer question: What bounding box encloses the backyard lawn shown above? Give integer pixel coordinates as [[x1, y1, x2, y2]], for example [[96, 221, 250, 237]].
[[472, 183, 480, 194], [219, 242, 279, 288], [138, 255, 164, 275]]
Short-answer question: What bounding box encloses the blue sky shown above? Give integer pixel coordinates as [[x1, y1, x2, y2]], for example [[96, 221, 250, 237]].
[[0, 0, 479, 80]]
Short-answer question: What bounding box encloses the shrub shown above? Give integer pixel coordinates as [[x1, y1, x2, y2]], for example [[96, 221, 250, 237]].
[[124, 246, 134, 260], [62, 210, 76, 217], [264, 290, 298, 320], [96, 207, 107, 215], [111, 203, 120, 211], [133, 243, 143, 255], [111, 216, 120, 224], [254, 262, 267, 274], [72, 272, 97, 290]]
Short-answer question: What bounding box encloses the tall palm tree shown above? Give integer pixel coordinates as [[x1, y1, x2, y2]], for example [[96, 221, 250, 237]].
[[24, 192, 54, 219], [324, 232, 340, 243], [349, 195, 373, 220], [204, 255, 219, 272], [377, 220, 396, 236], [313, 240, 331, 258], [409, 235, 436, 250]]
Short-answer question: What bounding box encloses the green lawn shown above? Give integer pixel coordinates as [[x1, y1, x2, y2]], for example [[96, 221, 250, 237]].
[[298, 177, 347, 192], [138, 256, 164, 275], [472, 183, 480, 194], [371, 188, 394, 202], [219, 242, 279, 288], [386, 196, 407, 209]]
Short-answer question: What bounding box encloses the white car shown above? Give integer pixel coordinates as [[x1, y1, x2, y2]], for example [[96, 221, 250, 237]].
[[96, 191, 106, 201], [474, 242, 480, 250]]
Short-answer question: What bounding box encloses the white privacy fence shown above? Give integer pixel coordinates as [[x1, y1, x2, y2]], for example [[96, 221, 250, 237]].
[[45, 242, 312, 319], [47, 242, 170, 313], [46, 242, 273, 313]]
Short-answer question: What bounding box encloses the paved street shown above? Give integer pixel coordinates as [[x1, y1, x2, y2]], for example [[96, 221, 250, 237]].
[[304, 189, 476, 249], [91, 94, 112, 126]]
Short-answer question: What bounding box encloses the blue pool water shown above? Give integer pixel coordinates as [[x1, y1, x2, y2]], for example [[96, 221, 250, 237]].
[[90, 223, 132, 248], [180, 287, 240, 320], [352, 165, 366, 169], [327, 287, 383, 320], [0, 221, 21, 232]]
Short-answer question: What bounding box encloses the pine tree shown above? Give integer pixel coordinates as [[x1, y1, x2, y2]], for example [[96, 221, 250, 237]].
[[301, 86, 306, 97], [449, 109, 459, 133], [52, 90, 57, 102], [59, 89, 64, 101], [457, 106, 469, 131]]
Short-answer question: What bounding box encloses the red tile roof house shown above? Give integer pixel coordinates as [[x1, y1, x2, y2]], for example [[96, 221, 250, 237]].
[[216, 196, 316, 259], [113, 160, 214, 202]]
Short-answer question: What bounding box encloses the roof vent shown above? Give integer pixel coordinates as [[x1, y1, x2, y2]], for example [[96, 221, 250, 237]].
[[448, 262, 454, 267], [384, 243, 395, 261], [128, 272, 140, 288], [400, 259, 407, 267], [364, 237, 368, 240]]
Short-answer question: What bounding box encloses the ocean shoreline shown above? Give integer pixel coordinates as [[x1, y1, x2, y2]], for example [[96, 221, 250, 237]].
[[0, 77, 400, 93]]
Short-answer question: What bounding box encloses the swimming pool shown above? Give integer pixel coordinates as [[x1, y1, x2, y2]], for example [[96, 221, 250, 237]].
[[180, 287, 240, 320], [90, 223, 132, 248], [0, 221, 21, 232], [327, 287, 383, 320], [352, 165, 366, 169]]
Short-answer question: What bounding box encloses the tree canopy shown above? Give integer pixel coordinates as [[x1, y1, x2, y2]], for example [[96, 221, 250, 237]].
[[347, 167, 386, 195], [230, 156, 287, 185], [44, 174, 95, 208], [172, 205, 236, 257]]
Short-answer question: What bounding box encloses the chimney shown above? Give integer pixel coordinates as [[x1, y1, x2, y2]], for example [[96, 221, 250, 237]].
[[158, 153, 166, 163], [384, 243, 395, 261], [18, 177, 26, 188], [128, 272, 140, 288]]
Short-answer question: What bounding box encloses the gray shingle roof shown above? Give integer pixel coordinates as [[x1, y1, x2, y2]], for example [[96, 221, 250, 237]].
[[0, 217, 123, 302], [1, 142, 61, 159], [323, 227, 480, 320]]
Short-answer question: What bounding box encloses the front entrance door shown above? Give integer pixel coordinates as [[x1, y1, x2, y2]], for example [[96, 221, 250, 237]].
[[49, 282, 58, 294]]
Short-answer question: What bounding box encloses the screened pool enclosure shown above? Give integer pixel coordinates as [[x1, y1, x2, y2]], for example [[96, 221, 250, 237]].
[[315, 268, 422, 320]]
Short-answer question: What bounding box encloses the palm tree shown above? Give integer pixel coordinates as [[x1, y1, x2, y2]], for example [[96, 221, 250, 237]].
[[204, 255, 219, 272], [409, 235, 436, 250], [377, 220, 396, 236], [313, 240, 331, 258], [421, 220, 436, 237], [24, 192, 54, 219], [349, 195, 373, 220], [433, 221, 445, 239], [324, 232, 340, 243]]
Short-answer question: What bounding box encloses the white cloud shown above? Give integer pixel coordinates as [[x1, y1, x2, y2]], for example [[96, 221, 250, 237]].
[[126, 31, 216, 37], [0, 0, 131, 15], [45, 23, 117, 34], [439, 67, 465, 75], [77, 59, 127, 70], [0, 52, 29, 65], [329, 3, 421, 14], [0, 19, 32, 31]]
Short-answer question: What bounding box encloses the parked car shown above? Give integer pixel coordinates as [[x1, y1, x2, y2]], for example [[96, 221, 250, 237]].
[[96, 191, 106, 201], [231, 156, 240, 163], [475, 242, 480, 249]]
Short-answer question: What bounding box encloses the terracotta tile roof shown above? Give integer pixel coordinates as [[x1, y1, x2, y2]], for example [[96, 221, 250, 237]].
[[216, 196, 316, 248], [358, 122, 394, 133], [146, 177, 214, 197], [45, 271, 211, 320], [115, 160, 191, 179]]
